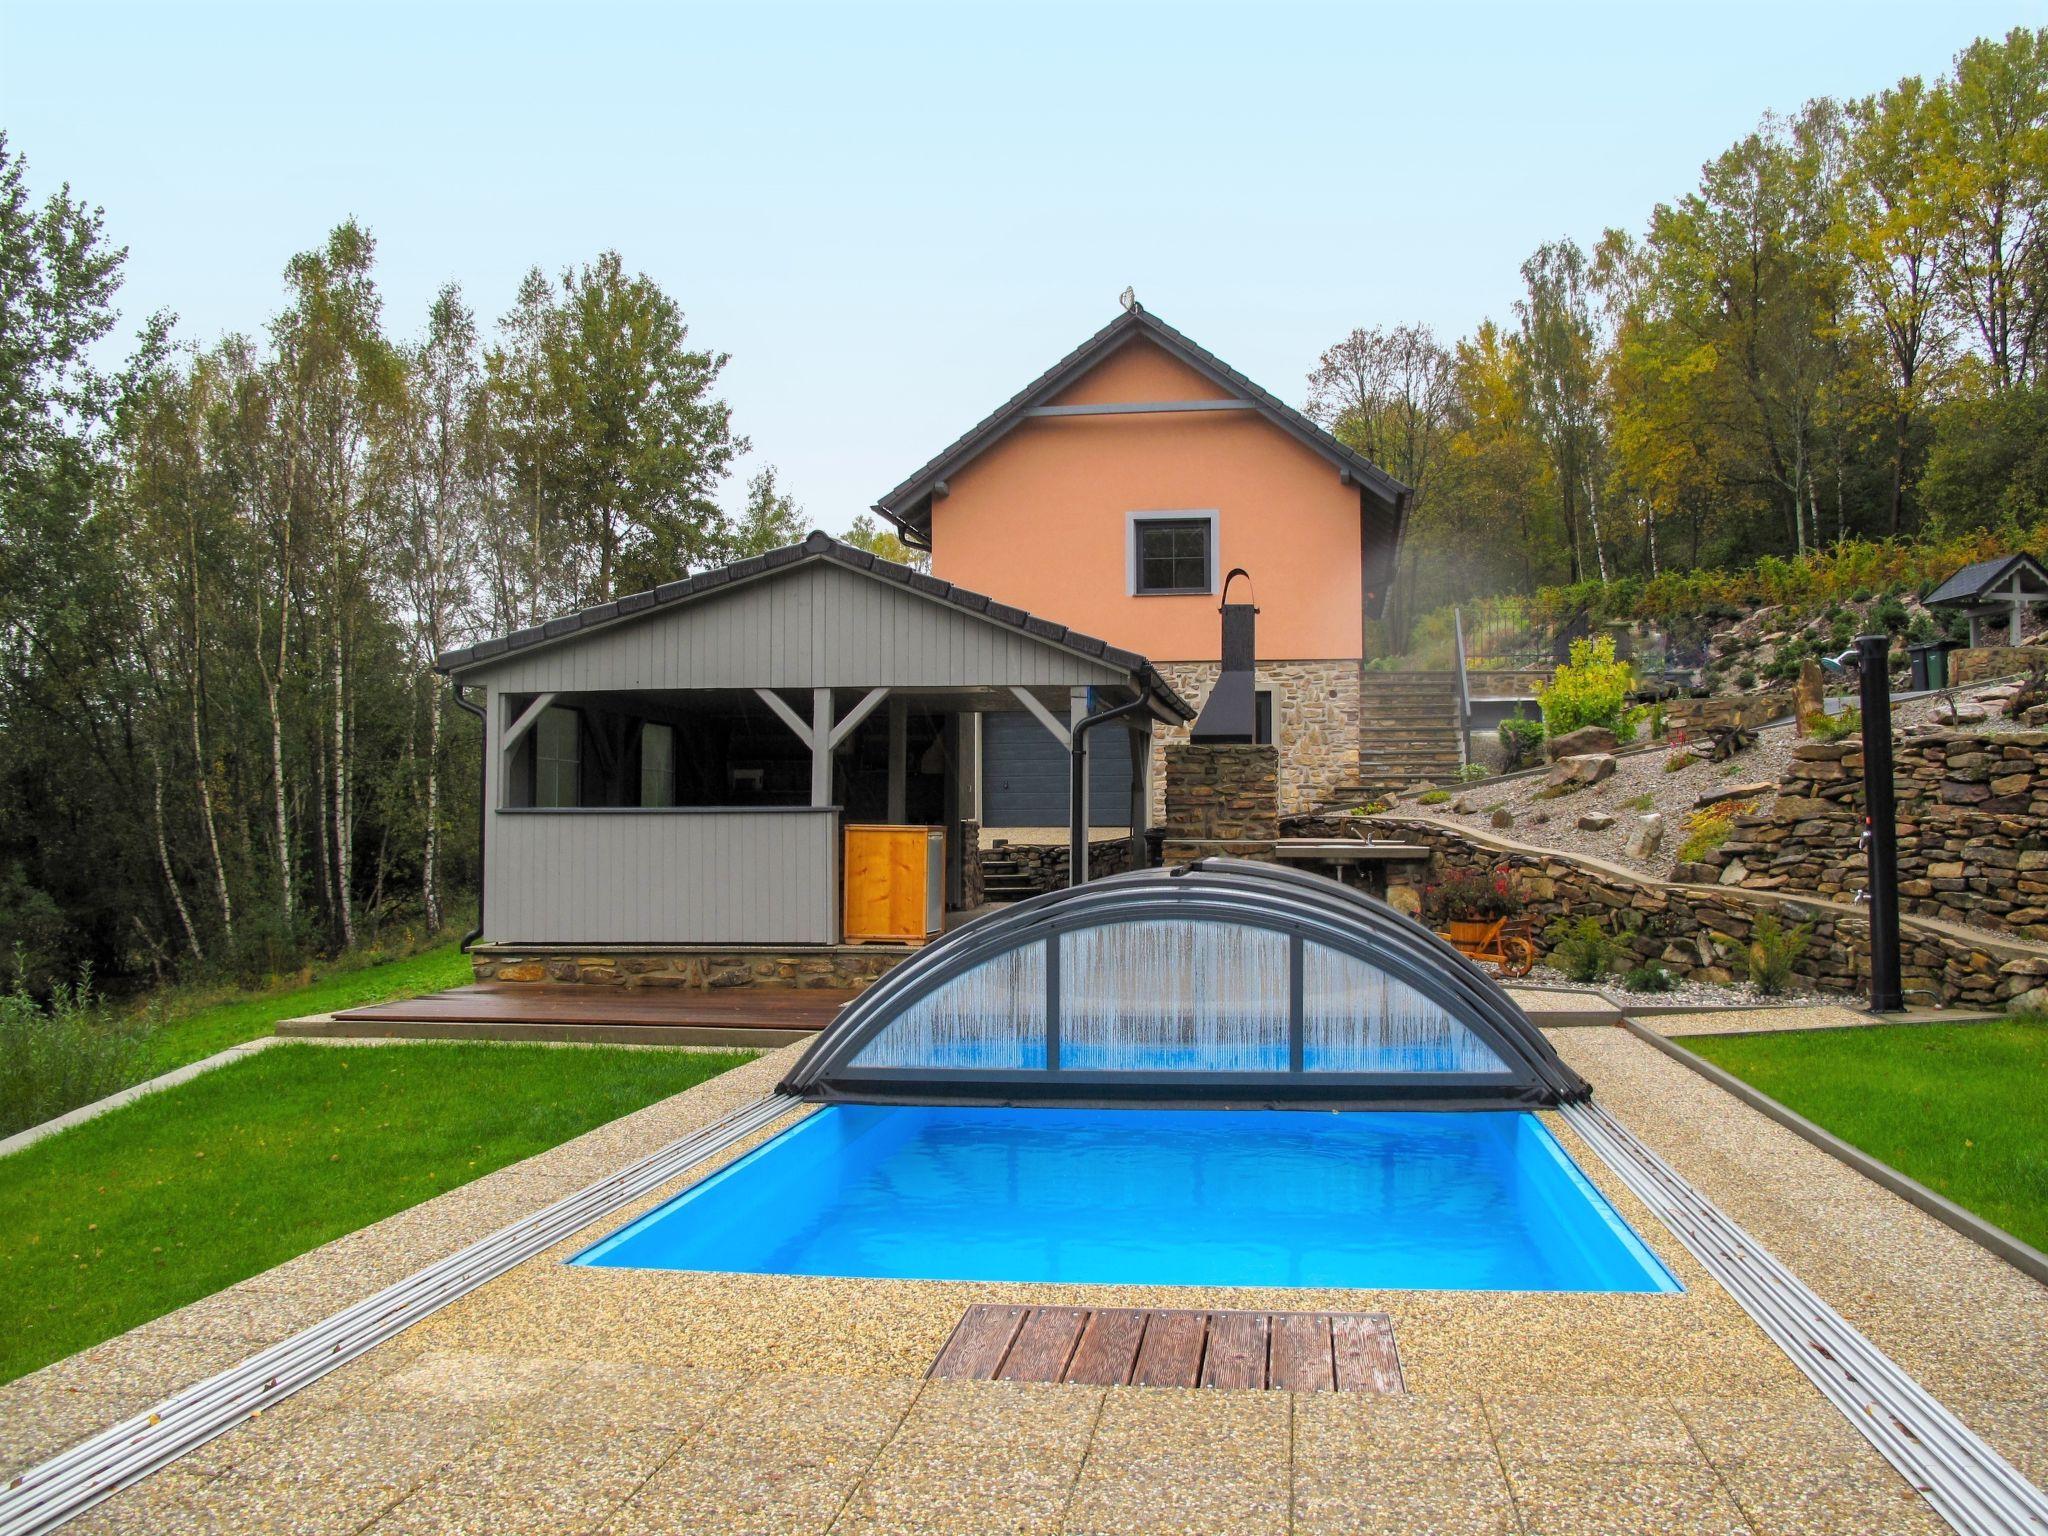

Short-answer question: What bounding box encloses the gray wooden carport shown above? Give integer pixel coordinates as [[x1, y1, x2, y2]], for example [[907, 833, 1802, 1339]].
[[436, 533, 1193, 947]]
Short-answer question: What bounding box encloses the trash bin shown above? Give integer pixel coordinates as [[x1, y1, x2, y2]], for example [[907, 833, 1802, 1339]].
[[1908, 640, 1955, 691]]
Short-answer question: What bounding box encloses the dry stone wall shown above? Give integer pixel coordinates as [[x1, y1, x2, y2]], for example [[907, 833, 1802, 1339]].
[[1390, 820, 2048, 1011], [472, 945, 903, 990], [1682, 731, 2048, 943]]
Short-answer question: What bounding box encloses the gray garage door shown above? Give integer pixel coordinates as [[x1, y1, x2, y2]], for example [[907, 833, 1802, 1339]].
[[981, 711, 1134, 827]]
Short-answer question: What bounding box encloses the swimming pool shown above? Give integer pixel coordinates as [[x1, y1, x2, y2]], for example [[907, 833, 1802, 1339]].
[[574, 1105, 1679, 1293]]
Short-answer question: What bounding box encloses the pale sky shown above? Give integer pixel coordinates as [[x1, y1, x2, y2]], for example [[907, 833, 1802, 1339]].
[[4, 0, 2041, 529]]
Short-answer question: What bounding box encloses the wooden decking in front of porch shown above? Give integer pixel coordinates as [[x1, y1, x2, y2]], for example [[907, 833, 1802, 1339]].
[[278, 982, 855, 1049]]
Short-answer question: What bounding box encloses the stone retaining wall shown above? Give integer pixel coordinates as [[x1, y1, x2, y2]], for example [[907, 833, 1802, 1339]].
[[1952, 645, 2048, 685], [1388, 819, 2048, 1011], [471, 945, 905, 990], [1683, 731, 2048, 943], [1666, 690, 1793, 736]]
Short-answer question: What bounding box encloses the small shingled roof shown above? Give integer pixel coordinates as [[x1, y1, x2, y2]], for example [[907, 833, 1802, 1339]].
[[873, 304, 1412, 541], [1925, 553, 2048, 608], [434, 530, 1197, 719]]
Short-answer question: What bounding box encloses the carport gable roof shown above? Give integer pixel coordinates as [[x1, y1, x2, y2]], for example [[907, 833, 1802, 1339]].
[[873, 305, 1413, 539], [435, 530, 1197, 719]]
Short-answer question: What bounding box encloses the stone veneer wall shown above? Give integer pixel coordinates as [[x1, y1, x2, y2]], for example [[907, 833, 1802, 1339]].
[[1162, 743, 1280, 839], [1148, 660, 1360, 819], [472, 945, 905, 990], [1391, 820, 2048, 1011], [956, 819, 984, 911], [1683, 731, 2048, 943]]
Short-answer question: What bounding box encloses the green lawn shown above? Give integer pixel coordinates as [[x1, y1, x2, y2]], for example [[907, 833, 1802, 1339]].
[[0, 1042, 752, 1384], [134, 942, 475, 1076], [1687, 1018, 2048, 1255]]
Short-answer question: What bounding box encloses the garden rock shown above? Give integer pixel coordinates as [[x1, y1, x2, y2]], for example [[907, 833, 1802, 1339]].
[[1627, 814, 1665, 860], [1490, 808, 1515, 829], [1544, 753, 1616, 791], [1546, 725, 1618, 760], [1795, 657, 1825, 736], [1696, 781, 1772, 808], [1576, 811, 1616, 832]]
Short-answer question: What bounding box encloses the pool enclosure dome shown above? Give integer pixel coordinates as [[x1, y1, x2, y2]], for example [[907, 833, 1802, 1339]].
[[781, 859, 1591, 1110]]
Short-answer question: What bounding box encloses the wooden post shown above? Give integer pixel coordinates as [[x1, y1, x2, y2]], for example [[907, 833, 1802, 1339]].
[[887, 695, 909, 823], [811, 688, 833, 807]]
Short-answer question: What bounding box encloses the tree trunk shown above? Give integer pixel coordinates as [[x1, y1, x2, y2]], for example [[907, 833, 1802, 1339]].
[[422, 676, 443, 932], [330, 625, 354, 948], [189, 672, 234, 944], [151, 752, 203, 962]]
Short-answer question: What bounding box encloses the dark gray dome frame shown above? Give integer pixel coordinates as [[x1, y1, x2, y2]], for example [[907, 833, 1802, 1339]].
[[779, 858, 1592, 1110]]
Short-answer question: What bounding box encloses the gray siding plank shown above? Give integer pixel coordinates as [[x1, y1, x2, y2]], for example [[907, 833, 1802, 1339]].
[[463, 562, 1128, 693], [484, 810, 837, 944]]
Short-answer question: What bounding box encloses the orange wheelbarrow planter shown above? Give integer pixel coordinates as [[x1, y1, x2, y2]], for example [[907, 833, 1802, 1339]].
[[1437, 916, 1536, 978]]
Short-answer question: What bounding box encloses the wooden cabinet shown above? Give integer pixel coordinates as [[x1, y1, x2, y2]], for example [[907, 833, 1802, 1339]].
[[844, 824, 945, 944]]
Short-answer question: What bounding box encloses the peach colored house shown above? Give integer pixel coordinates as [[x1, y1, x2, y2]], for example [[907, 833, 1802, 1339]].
[[874, 303, 1411, 825]]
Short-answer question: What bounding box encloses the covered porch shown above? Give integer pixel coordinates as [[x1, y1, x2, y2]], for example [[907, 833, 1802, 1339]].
[[438, 534, 1193, 959]]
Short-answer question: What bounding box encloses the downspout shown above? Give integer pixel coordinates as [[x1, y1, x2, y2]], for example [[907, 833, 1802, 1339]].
[[451, 681, 486, 952], [1070, 693, 1158, 887]]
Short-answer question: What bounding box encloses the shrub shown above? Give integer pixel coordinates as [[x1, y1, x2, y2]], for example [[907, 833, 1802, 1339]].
[[1430, 867, 1523, 921], [0, 968, 142, 1138], [1535, 636, 1636, 738], [1745, 913, 1812, 995], [1456, 763, 1490, 783], [1623, 963, 1678, 993], [1646, 701, 1668, 741], [1417, 789, 1452, 805], [1905, 612, 1941, 646], [1544, 916, 1624, 982], [1677, 801, 1752, 862], [1809, 707, 1860, 743], [1736, 669, 1758, 690], [1872, 595, 1910, 633], [1350, 798, 1391, 816], [1498, 713, 1545, 771]]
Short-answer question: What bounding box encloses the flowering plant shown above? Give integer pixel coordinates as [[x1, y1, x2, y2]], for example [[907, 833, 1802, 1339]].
[[1428, 866, 1523, 921]]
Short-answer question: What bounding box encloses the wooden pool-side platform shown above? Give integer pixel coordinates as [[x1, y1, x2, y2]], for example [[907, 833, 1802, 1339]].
[[930, 1305, 1405, 1393], [278, 982, 853, 1048]]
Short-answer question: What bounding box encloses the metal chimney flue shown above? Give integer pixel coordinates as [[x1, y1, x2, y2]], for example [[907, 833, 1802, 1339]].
[[1191, 569, 1258, 743]]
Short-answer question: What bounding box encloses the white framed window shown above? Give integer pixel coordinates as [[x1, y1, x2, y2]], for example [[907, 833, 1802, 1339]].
[[640, 722, 676, 807], [1127, 511, 1218, 596], [534, 706, 582, 807]]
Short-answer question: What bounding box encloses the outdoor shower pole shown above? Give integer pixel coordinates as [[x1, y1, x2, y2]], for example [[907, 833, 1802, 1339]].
[[1855, 632, 1905, 1013]]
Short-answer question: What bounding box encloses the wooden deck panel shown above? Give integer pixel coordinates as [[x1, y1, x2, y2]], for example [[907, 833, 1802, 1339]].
[[329, 982, 853, 1031], [927, 1304, 1027, 1381], [932, 1307, 1402, 1393], [1199, 1311, 1268, 1390], [1128, 1310, 1208, 1389], [1064, 1308, 1149, 1386], [996, 1307, 1089, 1383]]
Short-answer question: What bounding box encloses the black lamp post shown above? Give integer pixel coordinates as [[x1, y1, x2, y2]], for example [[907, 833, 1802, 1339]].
[[1854, 632, 1905, 1013]]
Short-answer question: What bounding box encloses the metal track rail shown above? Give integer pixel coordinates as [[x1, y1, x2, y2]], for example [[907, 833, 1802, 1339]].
[[1562, 1100, 2048, 1536], [0, 1092, 800, 1536]]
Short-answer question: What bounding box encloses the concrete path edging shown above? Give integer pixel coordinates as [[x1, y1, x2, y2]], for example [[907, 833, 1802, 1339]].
[[1620, 1016, 2048, 1288], [0, 1037, 289, 1160]]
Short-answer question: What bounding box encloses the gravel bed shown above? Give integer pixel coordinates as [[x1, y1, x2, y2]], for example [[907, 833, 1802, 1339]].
[[1407, 681, 2037, 883], [1523, 964, 1835, 1011]]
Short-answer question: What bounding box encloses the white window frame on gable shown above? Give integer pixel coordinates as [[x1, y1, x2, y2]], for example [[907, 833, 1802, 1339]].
[[1126, 510, 1219, 597]]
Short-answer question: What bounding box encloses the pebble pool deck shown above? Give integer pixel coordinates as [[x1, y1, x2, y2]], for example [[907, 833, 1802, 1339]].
[[3, 1009, 2043, 1534]]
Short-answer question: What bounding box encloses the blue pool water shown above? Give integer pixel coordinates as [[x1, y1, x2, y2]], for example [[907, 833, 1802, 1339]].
[[574, 1106, 1678, 1293]]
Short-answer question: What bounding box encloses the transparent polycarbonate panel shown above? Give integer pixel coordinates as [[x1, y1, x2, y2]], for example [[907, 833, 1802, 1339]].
[[1059, 920, 1288, 1072], [849, 942, 1047, 1070], [1302, 942, 1508, 1073]]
